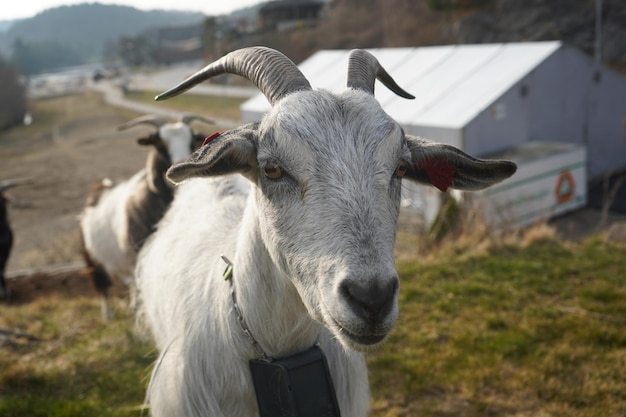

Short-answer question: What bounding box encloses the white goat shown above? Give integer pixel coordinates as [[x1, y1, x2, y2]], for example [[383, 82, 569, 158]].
[[80, 114, 212, 319], [136, 47, 517, 417]]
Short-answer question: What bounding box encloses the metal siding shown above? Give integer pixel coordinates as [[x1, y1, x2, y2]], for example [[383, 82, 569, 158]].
[[528, 45, 626, 179], [403, 124, 462, 149], [240, 94, 270, 123], [301, 50, 350, 92], [398, 45, 502, 128], [586, 59, 626, 179], [374, 45, 455, 114], [529, 48, 588, 146], [239, 42, 561, 132], [367, 47, 416, 73], [414, 42, 561, 129], [463, 80, 531, 156]]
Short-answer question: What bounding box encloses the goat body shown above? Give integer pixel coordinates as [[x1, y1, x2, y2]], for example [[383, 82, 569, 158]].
[[81, 169, 161, 288], [80, 116, 211, 318], [139, 165, 372, 416], [136, 48, 517, 417]]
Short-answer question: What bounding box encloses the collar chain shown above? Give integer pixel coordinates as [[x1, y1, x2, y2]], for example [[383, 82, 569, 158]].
[[221, 255, 271, 361]]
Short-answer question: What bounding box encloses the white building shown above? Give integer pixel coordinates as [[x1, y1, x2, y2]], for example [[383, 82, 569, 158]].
[[241, 42, 626, 226]]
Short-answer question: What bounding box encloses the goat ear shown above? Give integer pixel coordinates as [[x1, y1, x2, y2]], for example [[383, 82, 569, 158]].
[[405, 134, 517, 192], [166, 123, 259, 184]]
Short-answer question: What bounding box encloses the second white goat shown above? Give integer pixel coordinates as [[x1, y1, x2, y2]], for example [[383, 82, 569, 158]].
[[80, 114, 212, 319]]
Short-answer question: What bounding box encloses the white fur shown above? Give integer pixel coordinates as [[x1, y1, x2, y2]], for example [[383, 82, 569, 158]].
[[80, 170, 145, 285], [136, 86, 514, 416], [138, 176, 370, 417], [159, 123, 193, 164], [136, 90, 401, 417]]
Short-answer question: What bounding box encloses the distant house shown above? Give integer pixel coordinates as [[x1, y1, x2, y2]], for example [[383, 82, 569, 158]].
[[259, 0, 327, 32], [242, 42, 626, 226], [153, 24, 204, 64]]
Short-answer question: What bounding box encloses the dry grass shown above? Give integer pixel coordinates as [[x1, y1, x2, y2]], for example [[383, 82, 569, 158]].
[[396, 203, 560, 264], [0, 294, 154, 417], [16, 231, 82, 269]]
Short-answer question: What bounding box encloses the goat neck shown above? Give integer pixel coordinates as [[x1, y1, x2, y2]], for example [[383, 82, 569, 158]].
[[230, 191, 322, 358]]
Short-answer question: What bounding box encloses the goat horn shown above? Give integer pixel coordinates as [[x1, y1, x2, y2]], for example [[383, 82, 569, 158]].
[[0, 177, 34, 193], [346, 49, 415, 99], [180, 114, 214, 126], [117, 115, 168, 131], [155, 47, 312, 105]]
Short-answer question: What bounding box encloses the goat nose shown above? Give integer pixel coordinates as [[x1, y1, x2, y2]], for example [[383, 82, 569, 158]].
[[340, 277, 398, 323]]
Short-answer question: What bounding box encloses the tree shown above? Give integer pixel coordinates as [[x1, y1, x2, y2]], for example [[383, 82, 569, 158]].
[[11, 38, 83, 75], [202, 16, 219, 59], [117, 35, 153, 67]]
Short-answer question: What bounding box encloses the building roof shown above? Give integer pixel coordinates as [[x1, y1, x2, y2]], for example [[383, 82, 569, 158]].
[[241, 41, 562, 128]]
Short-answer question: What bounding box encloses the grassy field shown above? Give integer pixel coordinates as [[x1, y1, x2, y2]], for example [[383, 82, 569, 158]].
[[2, 231, 625, 416], [0, 296, 153, 417], [123, 90, 248, 122], [370, 233, 626, 416], [1, 91, 626, 416]]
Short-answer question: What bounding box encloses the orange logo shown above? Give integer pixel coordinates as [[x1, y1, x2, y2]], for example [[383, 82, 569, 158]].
[[555, 171, 575, 204]]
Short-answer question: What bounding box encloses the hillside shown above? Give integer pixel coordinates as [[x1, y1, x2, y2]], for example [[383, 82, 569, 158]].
[[457, 0, 626, 72], [0, 3, 205, 71], [249, 0, 626, 73]]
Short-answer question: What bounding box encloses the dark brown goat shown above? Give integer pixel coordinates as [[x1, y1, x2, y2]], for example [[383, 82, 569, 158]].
[[0, 178, 33, 300]]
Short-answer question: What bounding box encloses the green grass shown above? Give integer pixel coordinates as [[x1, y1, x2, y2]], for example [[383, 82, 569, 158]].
[[0, 296, 155, 417], [369, 236, 626, 416], [2, 235, 625, 416], [124, 90, 248, 122]]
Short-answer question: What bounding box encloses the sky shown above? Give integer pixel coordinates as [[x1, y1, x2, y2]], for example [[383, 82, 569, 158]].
[[0, 0, 264, 21]]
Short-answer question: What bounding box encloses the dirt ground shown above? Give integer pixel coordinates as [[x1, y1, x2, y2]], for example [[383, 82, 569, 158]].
[[3, 93, 143, 272], [0, 90, 229, 302], [1, 89, 625, 304]]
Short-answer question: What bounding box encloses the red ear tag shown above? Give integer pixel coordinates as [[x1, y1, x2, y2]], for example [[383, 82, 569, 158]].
[[202, 132, 222, 146], [418, 159, 457, 192]]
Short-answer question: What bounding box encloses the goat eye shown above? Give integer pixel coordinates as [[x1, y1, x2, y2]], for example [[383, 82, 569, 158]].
[[264, 162, 283, 180], [394, 160, 409, 178]]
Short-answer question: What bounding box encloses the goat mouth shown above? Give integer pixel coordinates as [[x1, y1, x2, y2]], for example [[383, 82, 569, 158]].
[[328, 315, 387, 347]]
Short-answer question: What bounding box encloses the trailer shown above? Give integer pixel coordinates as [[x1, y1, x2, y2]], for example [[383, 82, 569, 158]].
[[469, 141, 587, 227]]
